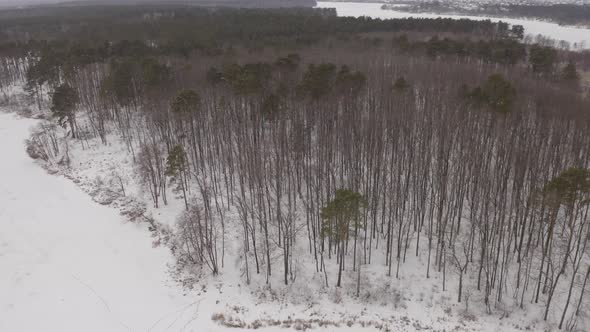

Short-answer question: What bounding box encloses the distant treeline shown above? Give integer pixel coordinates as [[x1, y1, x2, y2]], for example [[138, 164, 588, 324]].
[[0, 5, 517, 59], [3, 0, 318, 9], [503, 4, 590, 26], [388, 2, 590, 27]]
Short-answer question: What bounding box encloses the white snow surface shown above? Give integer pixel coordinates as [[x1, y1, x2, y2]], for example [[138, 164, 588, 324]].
[[316, 1, 590, 49], [0, 112, 203, 331]]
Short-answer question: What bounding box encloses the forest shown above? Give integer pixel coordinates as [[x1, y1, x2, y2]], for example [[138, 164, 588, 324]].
[[1, 4, 589, 330]]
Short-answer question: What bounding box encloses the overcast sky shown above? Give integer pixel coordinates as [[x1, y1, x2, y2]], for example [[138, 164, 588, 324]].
[[0, 0, 221, 6], [0, 0, 176, 6], [0, 0, 60, 4], [0, 0, 183, 7], [0, 0, 73, 6]]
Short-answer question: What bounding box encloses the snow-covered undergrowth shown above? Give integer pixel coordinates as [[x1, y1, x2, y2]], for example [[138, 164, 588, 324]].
[[16, 101, 475, 331], [2, 87, 424, 332], [4, 81, 584, 332], [21, 127, 526, 332]]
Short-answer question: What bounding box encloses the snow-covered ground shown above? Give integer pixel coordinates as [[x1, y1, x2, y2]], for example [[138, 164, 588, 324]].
[[0, 112, 207, 331], [316, 1, 590, 49]]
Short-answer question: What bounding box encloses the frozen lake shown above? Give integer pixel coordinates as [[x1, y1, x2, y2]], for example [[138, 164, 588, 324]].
[[316, 1, 590, 49]]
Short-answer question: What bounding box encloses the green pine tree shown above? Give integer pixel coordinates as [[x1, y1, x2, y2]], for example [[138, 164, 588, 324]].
[[172, 89, 201, 115], [166, 145, 189, 210], [50, 83, 79, 138], [561, 61, 579, 82], [321, 189, 367, 288]]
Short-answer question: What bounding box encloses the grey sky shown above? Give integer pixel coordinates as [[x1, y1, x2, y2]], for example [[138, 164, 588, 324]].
[[0, 0, 62, 4], [0, 0, 183, 8], [0, 0, 225, 7], [0, 0, 73, 6], [0, 0, 182, 6]]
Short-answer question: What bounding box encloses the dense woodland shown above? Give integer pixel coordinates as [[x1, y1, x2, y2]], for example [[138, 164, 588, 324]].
[[1, 4, 590, 330]]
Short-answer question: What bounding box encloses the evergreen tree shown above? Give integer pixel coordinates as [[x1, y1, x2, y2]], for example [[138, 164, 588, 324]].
[[541, 167, 590, 322], [299, 63, 337, 100], [393, 76, 410, 92], [101, 59, 136, 107], [141, 58, 171, 88], [335, 65, 366, 96], [561, 61, 580, 82], [544, 167, 590, 206], [166, 145, 189, 210], [172, 89, 201, 115], [510, 25, 524, 39], [50, 83, 79, 138], [261, 93, 281, 120], [205, 67, 223, 85], [481, 74, 516, 114], [321, 189, 367, 287], [469, 74, 516, 114], [529, 44, 557, 75]]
